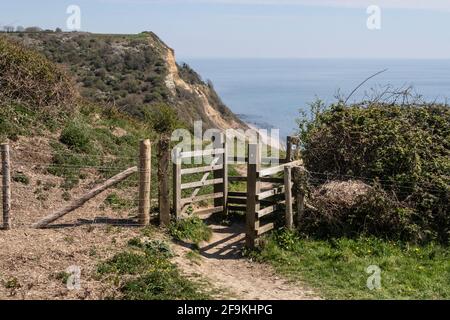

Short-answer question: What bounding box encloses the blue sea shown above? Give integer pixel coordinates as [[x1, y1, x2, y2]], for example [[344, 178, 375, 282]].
[[182, 59, 450, 139]]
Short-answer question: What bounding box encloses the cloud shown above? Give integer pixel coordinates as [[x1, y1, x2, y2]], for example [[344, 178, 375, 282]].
[[99, 0, 450, 11]]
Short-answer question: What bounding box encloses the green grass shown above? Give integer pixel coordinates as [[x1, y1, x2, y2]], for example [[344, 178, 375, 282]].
[[251, 230, 450, 299], [12, 172, 30, 185], [97, 238, 212, 300], [169, 216, 212, 247], [104, 193, 134, 210]]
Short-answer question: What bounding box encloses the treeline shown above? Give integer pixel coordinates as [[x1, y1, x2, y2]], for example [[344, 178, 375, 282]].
[[1, 26, 64, 33]]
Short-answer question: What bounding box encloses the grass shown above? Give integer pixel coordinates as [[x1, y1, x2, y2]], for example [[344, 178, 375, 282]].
[[97, 238, 212, 300], [169, 217, 212, 247], [12, 172, 30, 185], [185, 250, 203, 265], [251, 229, 450, 299], [46, 105, 154, 191], [54, 271, 71, 285], [104, 193, 134, 210]]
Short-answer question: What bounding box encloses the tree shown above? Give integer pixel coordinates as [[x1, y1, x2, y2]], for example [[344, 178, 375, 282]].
[[3, 26, 14, 33], [16, 26, 25, 32], [143, 103, 182, 136], [143, 104, 183, 225], [25, 26, 43, 33]]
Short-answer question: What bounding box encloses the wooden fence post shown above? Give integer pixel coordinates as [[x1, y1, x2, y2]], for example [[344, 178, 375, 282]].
[[284, 166, 293, 230], [246, 143, 261, 248], [213, 133, 228, 216], [138, 139, 151, 226], [222, 138, 228, 216], [286, 136, 293, 162], [172, 148, 181, 219], [158, 136, 171, 227], [1, 143, 11, 230], [293, 166, 306, 229]]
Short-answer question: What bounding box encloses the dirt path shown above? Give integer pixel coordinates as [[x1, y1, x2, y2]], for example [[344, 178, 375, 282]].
[[173, 222, 319, 300]]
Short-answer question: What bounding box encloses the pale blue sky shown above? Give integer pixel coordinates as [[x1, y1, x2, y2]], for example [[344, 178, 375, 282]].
[[1, 0, 450, 59]]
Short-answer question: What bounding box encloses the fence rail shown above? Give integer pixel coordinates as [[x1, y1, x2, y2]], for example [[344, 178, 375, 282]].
[[2, 134, 304, 249]]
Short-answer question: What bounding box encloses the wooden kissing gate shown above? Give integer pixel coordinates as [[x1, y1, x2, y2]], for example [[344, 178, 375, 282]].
[[3, 135, 305, 249], [172, 134, 304, 249]]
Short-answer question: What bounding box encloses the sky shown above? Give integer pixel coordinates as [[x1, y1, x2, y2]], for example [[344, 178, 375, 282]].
[[1, 0, 450, 59]]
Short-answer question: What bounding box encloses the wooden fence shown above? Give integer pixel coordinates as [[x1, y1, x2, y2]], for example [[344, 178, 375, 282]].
[[245, 143, 302, 248], [3, 134, 304, 249], [173, 134, 228, 218], [1, 140, 152, 229]]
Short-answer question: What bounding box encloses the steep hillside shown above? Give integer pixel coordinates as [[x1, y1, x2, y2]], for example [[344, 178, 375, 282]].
[[7, 31, 246, 130]]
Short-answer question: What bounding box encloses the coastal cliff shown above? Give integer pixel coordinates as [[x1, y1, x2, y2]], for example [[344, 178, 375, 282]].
[[6, 31, 247, 130]]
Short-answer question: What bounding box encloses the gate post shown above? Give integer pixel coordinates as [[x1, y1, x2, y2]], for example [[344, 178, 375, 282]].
[[286, 136, 293, 162], [284, 166, 294, 230], [246, 143, 261, 248], [213, 133, 228, 216], [158, 136, 171, 227], [1, 143, 11, 230], [138, 139, 151, 226], [293, 166, 306, 229], [172, 148, 182, 219]]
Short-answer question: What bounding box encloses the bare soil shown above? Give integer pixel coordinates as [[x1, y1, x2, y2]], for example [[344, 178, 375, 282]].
[[0, 136, 318, 300], [173, 222, 319, 300]]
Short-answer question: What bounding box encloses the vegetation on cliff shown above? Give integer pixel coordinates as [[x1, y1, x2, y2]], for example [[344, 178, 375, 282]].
[[6, 31, 245, 130]]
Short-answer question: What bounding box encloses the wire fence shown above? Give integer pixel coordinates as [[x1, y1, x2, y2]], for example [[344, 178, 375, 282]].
[[2, 142, 448, 230], [2, 145, 156, 229]]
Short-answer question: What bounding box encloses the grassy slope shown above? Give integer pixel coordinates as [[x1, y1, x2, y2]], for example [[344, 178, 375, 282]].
[[0, 36, 218, 299], [96, 226, 216, 300], [253, 232, 449, 299]]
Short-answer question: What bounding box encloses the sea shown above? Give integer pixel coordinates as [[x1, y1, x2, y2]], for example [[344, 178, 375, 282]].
[[182, 58, 450, 139]]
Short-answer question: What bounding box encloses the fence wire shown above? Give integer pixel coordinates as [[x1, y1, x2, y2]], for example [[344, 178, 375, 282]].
[[5, 147, 156, 228]]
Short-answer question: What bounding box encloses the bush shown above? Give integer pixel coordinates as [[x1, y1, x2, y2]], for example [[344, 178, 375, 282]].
[[297, 101, 450, 244], [143, 103, 182, 135], [169, 217, 212, 246], [12, 172, 30, 185], [98, 240, 211, 300], [302, 181, 420, 241], [0, 36, 76, 111], [59, 120, 92, 152]]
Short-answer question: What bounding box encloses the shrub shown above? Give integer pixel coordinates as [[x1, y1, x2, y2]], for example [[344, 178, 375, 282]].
[[59, 120, 92, 152], [97, 240, 211, 300], [12, 172, 30, 185], [0, 36, 76, 111], [169, 217, 212, 246], [301, 181, 420, 241], [143, 103, 182, 135], [297, 101, 450, 243]]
